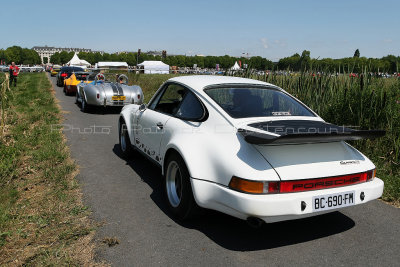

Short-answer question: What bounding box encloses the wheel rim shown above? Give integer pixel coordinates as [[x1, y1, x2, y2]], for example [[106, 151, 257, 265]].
[[166, 161, 183, 208], [120, 125, 127, 152]]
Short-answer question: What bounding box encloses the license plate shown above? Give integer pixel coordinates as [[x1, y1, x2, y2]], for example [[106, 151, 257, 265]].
[[312, 191, 355, 212], [112, 96, 126, 101]]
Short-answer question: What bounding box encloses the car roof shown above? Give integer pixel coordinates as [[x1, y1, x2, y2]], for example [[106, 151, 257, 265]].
[[60, 66, 85, 71], [168, 75, 276, 92]]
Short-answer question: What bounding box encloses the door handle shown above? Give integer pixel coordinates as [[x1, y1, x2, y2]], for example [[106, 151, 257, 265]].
[[156, 122, 164, 129]]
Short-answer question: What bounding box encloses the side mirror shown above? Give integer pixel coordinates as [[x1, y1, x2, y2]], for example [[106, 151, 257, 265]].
[[139, 103, 146, 111]]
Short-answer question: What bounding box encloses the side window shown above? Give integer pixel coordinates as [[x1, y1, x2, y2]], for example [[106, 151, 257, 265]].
[[153, 84, 186, 115], [176, 91, 205, 120], [147, 87, 165, 110]]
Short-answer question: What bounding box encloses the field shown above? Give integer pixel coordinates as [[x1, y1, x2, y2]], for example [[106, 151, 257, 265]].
[[0, 73, 97, 265], [125, 72, 400, 204]]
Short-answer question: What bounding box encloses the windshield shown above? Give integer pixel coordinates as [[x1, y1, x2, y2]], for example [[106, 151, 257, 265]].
[[205, 86, 315, 118], [75, 73, 88, 80]]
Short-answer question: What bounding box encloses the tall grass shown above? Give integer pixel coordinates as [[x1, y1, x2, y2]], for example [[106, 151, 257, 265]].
[[127, 73, 184, 102]]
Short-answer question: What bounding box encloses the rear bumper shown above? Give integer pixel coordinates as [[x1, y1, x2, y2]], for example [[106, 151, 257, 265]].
[[65, 85, 77, 93], [103, 100, 132, 107], [190, 177, 384, 223]]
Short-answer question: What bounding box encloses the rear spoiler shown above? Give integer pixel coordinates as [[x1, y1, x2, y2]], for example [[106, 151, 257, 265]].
[[238, 120, 386, 145]]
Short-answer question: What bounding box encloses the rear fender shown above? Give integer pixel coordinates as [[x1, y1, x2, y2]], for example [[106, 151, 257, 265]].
[[160, 122, 279, 186], [119, 105, 140, 143]]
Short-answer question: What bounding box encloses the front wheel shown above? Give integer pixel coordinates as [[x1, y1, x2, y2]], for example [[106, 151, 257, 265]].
[[164, 153, 199, 220], [119, 120, 134, 158]]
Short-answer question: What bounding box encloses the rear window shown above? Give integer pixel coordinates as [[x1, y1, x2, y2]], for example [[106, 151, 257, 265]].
[[72, 67, 84, 72], [75, 73, 88, 80], [205, 86, 315, 118]]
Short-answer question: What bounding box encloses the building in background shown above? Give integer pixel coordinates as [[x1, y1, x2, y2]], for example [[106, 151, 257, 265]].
[[32, 45, 104, 64]]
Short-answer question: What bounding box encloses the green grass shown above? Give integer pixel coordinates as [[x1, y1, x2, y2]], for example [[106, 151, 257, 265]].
[[127, 72, 400, 204], [0, 73, 96, 265], [127, 73, 184, 102]]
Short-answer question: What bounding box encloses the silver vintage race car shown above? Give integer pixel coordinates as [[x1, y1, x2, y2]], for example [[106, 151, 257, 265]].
[[76, 73, 143, 112]]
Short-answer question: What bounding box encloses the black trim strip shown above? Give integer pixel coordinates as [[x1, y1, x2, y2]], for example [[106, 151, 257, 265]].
[[110, 83, 119, 96], [116, 83, 124, 96], [239, 127, 386, 145]]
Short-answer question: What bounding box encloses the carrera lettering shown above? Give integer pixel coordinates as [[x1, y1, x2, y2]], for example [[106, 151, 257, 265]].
[[340, 160, 360, 165]]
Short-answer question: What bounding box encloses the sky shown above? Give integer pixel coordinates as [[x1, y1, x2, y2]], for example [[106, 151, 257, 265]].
[[0, 0, 399, 60]]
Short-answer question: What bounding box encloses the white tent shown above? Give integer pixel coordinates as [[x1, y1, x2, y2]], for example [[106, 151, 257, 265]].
[[137, 61, 169, 74], [231, 61, 241, 70], [67, 53, 91, 67], [95, 62, 129, 69]]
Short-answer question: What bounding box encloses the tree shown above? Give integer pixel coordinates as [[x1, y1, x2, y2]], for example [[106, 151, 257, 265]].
[[5, 46, 23, 64], [300, 50, 311, 70], [93, 52, 103, 63], [43, 57, 48, 64], [0, 49, 6, 64], [354, 49, 360, 58], [59, 51, 72, 64], [50, 52, 61, 64]]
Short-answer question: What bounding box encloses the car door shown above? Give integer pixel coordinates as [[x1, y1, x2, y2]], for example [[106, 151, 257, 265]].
[[135, 83, 187, 163]]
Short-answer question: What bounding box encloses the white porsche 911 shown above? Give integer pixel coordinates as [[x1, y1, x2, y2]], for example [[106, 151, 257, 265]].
[[119, 75, 385, 225]]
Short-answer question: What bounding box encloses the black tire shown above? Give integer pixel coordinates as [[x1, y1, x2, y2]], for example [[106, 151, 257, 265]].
[[80, 96, 90, 112], [164, 152, 199, 220], [75, 92, 79, 104], [119, 120, 134, 158], [63, 85, 68, 95]]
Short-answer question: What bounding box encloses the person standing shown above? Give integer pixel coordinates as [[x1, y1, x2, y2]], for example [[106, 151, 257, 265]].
[[9, 62, 20, 87]]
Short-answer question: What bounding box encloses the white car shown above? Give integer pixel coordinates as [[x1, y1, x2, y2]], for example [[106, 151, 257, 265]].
[[119, 75, 385, 226]]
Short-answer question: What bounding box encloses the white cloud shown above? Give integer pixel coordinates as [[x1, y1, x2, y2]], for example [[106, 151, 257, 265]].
[[274, 39, 287, 47], [261, 38, 269, 49], [261, 38, 288, 49]]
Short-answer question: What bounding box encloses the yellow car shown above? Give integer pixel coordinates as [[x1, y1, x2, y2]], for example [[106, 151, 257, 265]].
[[63, 72, 92, 95], [50, 65, 61, 76]]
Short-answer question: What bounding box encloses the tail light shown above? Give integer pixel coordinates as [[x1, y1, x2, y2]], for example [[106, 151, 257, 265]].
[[229, 177, 279, 194], [61, 73, 68, 77], [96, 93, 100, 99], [229, 169, 375, 194], [366, 169, 376, 181], [82, 75, 86, 78], [137, 94, 141, 99]]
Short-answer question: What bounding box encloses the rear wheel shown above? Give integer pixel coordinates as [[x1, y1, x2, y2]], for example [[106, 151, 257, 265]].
[[164, 152, 199, 220], [119, 120, 134, 158], [81, 96, 90, 112]]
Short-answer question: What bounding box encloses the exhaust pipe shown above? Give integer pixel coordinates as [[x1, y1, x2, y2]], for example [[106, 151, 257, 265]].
[[246, 217, 264, 228]]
